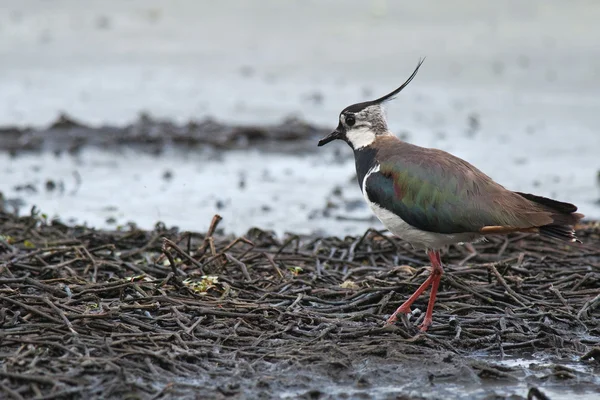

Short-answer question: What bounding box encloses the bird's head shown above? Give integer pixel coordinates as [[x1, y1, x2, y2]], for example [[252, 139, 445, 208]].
[[318, 59, 424, 151]]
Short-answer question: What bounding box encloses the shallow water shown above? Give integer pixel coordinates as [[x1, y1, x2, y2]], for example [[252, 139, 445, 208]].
[[276, 353, 600, 399], [0, 147, 366, 235], [179, 353, 600, 400], [1, 146, 599, 236]]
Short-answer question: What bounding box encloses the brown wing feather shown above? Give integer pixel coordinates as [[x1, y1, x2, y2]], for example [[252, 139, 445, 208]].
[[374, 135, 584, 241]]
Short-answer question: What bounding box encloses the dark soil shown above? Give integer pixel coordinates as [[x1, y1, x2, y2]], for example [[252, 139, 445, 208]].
[[0, 210, 599, 399], [0, 113, 327, 155]]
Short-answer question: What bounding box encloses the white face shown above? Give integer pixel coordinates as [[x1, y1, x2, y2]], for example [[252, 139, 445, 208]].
[[345, 125, 376, 149], [340, 104, 388, 150]]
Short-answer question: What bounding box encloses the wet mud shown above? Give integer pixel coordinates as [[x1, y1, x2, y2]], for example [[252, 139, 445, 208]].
[[0, 113, 327, 155], [1, 211, 599, 399]]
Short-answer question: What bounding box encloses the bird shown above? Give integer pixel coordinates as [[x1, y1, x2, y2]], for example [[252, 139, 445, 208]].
[[317, 59, 584, 332]]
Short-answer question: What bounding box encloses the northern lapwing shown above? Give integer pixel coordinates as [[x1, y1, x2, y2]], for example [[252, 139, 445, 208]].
[[318, 59, 584, 331]]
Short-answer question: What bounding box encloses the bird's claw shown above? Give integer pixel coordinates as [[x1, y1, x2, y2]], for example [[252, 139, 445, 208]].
[[419, 317, 432, 332], [385, 306, 412, 326]]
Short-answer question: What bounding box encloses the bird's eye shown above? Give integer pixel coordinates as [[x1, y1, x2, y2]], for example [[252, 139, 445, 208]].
[[345, 115, 356, 126]]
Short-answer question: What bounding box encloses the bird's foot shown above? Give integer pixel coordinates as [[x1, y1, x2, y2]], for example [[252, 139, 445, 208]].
[[385, 305, 412, 326], [419, 316, 432, 332]]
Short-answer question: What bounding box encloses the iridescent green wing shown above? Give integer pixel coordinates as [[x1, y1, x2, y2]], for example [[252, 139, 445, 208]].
[[365, 154, 538, 233]]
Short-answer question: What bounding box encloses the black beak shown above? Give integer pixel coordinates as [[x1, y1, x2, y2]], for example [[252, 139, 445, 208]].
[[318, 128, 343, 147]]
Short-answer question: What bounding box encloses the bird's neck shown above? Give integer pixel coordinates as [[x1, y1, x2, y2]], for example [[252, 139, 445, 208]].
[[354, 146, 378, 192]]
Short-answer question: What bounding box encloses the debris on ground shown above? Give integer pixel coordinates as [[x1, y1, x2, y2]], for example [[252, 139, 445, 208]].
[[1, 210, 599, 399]]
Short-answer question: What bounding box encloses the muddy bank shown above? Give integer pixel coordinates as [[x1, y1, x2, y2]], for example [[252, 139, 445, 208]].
[[1, 210, 599, 399], [0, 113, 327, 155]]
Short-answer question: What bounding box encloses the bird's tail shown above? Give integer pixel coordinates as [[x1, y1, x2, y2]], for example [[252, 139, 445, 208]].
[[538, 224, 580, 242], [515, 192, 584, 242]]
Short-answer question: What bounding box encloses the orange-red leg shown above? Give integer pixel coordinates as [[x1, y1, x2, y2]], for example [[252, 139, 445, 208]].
[[385, 250, 444, 331]]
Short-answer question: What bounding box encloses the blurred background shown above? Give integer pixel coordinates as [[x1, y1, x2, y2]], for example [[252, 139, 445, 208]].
[[0, 0, 599, 236]]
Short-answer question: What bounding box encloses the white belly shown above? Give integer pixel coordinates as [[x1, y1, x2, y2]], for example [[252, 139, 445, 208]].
[[367, 201, 482, 250]]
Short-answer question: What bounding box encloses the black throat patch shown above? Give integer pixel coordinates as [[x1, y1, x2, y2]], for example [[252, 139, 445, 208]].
[[354, 146, 378, 192]]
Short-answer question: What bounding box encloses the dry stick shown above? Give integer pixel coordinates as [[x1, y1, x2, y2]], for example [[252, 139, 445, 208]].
[[155, 219, 210, 263], [23, 277, 68, 298], [31, 383, 42, 398], [86, 243, 116, 254], [225, 254, 252, 281], [0, 277, 26, 284], [162, 238, 203, 274], [156, 272, 174, 289], [0, 237, 17, 253], [315, 258, 323, 277], [185, 316, 206, 336], [486, 264, 531, 307], [263, 253, 284, 279], [196, 214, 223, 257], [548, 285, 572, 311], [208, 237, 216, 256], [220, 237, 254, 255], [357, 228, 398, 252], [161, 246, 181, 281], [72, 281, 141, 297], [275, 235, 301, 256], [0, 371, 59, 386], [577, 293, 600, 320], [186, 232, 192, 254], [39, 258, 79, 271], [458, 251, 477, 266], [80, 246, 99, 283], [64, 312, 114, 320], [443, 275, 495, 305], [35, 387, 86, 400], [496, 237, 510, 258], [0, 296, 63, 324], [287, 293, 304, 311], [571, 272, 594, 292], [119, 234, 160, 259], [0, 382, 25, 400], [41, 297, 78, 335], [199, 237, 254, 271], [5, 246, 81, 265]]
